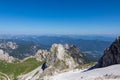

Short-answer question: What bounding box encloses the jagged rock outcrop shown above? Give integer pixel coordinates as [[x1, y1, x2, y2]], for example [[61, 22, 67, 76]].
[[96, 36, 120, 67], [0, 49, 16, 63], [18, 44, 88, 80], [41, 44, 87, 79], [45, 44, 87, 69], [34, 50, 49, 61]]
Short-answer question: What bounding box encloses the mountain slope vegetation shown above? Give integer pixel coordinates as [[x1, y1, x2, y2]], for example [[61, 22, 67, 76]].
[[0, 58, 44, 80]]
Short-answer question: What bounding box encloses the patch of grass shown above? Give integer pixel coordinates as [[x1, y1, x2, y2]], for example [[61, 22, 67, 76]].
[[0, 58, 44, 80]]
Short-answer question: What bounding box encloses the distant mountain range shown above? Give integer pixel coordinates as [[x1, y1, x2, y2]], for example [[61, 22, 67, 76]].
[[0, 35, 113, 61], [0, 39, 45, 59]]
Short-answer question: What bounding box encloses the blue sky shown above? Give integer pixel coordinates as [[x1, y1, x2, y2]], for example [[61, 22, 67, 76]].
[[0, 0, 120, 35]]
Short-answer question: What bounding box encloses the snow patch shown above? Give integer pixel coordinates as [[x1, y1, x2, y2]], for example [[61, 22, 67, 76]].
[[50, 64, 120, 80]]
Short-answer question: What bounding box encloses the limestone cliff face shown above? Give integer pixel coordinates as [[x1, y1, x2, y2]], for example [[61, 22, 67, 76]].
[[35, 44, 87, 69], [45, 44, 87, 69], [42, 44, 87, 79], [19, 44, 88, 80], [46, 44, 78, 69], [96, 36, 120, 67], [34, 50, 49, 61]]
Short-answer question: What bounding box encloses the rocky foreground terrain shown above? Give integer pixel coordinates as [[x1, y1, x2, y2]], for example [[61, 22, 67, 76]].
[[18, 44, 88, 80]]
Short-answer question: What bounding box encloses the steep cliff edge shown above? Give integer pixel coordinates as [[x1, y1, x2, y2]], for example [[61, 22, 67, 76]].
[[96, 36, 120, 68]]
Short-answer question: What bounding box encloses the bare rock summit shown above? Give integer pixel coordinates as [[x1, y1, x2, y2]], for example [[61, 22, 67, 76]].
[[96, 36, 120, 67]]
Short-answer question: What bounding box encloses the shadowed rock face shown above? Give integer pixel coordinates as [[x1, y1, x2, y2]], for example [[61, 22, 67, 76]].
[[96, 36, 120, 67], [67, 45, 88, 64]]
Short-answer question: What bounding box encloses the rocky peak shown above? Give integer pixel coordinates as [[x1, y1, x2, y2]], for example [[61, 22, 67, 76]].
[[37, 44, 87, 79], [44, 44, 87, 71], [19, 44, 88, 80], [50, 44, 86, 63], [96, 36, 120, 67], [34, 43, 87, 72]]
